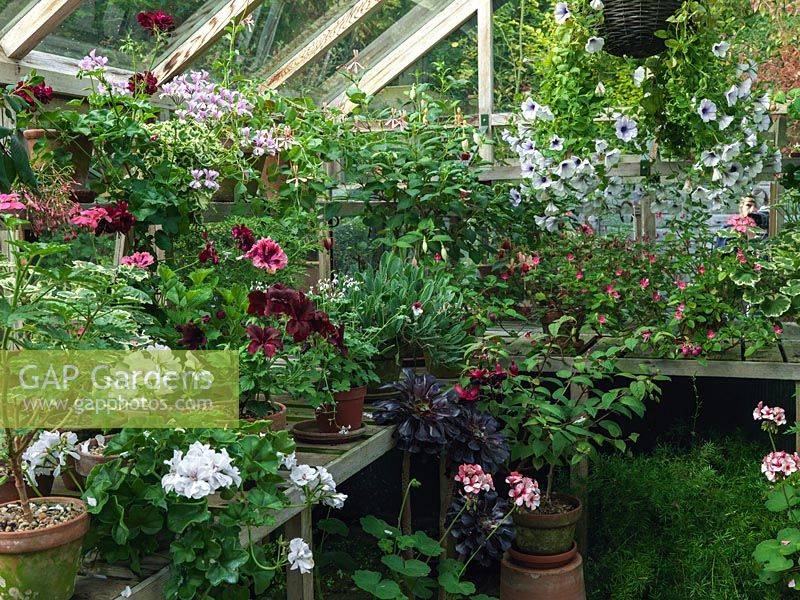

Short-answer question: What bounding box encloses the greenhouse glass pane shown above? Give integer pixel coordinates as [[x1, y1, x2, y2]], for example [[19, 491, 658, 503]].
[[36, 0, 208, 67], [0, 0, 37, 34]]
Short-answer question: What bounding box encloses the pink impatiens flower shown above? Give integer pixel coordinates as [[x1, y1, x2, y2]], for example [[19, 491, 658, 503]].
[[506, 471, 541, 510], [239, 237, 288, 273], [761, 451, 800, 482], [0, 193, 26, 212], [454, 464, 494, 495], [120, 251, 155, 269]]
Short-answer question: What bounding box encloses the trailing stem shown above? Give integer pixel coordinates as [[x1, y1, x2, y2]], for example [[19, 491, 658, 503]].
[[400, 451, 413, 558]]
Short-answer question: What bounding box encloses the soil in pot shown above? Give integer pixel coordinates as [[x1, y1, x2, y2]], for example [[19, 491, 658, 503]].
[[315, 386, 366, 433], [0, 497, 90, 600], [512, 493, 582, 555]]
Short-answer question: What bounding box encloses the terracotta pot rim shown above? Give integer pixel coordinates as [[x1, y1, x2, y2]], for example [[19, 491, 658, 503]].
[[0, 497, 89, 553], [512, 493, 583, 528], [242, 400, 287, 422], [508, 541, 578, 568], [76, 434, 119, 461]]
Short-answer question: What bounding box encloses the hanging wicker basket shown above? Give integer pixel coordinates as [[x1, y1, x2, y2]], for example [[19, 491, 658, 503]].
[[602, 0, 684, 58]]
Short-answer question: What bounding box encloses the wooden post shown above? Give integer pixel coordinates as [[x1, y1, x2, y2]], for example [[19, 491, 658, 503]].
[[0, 0, 83, 60], [569, 382, 589, 556], [795, 381, 800, 453], [476, 0, 493, 163], [285, 507, 314, 600]]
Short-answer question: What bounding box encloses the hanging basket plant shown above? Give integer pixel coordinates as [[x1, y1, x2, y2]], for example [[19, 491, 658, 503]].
[[602, 0, 684, 58]]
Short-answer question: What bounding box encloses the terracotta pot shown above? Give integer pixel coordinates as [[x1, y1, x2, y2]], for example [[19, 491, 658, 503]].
[[242, 401, 289, 432], [509, 541, 577, 569], [501, 552, 586, 600], [315, 386, 366, 433], [512, 493, 582, 555], [369, 357, 402, 393], [0, 496, 90, 600], [24, 129, 93, 186], [61, 434, 121, 490], [0, 472, 54, 503]]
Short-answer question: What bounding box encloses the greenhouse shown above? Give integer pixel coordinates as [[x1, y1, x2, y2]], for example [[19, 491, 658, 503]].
[[0, 0, 798, 599]]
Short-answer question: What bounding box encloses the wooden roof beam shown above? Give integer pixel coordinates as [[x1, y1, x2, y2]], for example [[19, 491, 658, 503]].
[[259, 0, 385, 90], [329, 0, 478, 114], [1, 0, 83, 60], [152, 0, 266, 84]]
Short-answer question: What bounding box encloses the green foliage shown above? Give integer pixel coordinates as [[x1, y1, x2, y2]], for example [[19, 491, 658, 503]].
[[586, 439, 787, 600]]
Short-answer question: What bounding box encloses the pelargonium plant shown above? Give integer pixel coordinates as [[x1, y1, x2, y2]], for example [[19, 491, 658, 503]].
[[751, 402, 800, 591]]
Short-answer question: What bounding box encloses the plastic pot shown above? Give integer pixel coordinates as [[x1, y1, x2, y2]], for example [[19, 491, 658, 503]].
[[315, 386, 366, 433], [0, 496, 90, 600], [512, 493, 582, 555]]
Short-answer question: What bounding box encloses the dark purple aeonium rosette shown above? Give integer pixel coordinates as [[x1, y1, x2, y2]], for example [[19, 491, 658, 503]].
[[447, 490, 514, 566], [373, 368, 460, 454], [450, 405, 510, 475]]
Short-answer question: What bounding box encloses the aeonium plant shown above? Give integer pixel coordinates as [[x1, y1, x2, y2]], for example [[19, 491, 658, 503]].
[[83, 427, 346, 598]]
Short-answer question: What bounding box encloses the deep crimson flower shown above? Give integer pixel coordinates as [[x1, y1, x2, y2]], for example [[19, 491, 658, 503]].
[[128, 72, 158, 96], [12, 80, 53, 106], [216, 310, 226, 320], [175, 322, 207, 349], [198, 232, 219, 265], [137, 10, 174, 33], [322, 237, 334, 251], [95, 201, 135, 235], [285, 294, 318, 342], [232, 224, 255, 252], [509, 360, 519, 376], [246, 325, 283, 357]]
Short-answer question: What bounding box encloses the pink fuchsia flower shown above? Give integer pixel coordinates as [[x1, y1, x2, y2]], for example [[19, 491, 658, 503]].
[[675, 303, 685, 320], [506, 471, 541, 511], [412, 301, 423, 318], [642, 330, 652, 342], [597, 314, 607, 325], [615, 268, 623, 277], [70, 206, 110, 230], [761, 451, 800, 482], [120, 251, 154, 269], [754, 263, 763, 271], [0, 193, 26, 212], [455, 384, 480, 402], [674, 279, 687, 291], [576, 271, 584, 280], [454, 464, 494, 495], [775, 325, 783, 335], [753, 401, 787, 426], [726, 214, 756, 233], [707, 330, 716, 340], [640, 278, 650, 289], [517, 252, 540, 273], [567, 253, 575, 262], [239, 237, 288, 273]]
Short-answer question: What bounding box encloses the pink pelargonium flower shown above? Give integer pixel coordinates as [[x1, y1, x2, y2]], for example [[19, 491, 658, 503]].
[[753, 401, 787, 426], [454, 464, 494, 495], [120, 251, 155, 269], [726, 214, 756, 233], [761, 451, 800, 483], [238, 237, 288, 273], [506, 471, 541, 511], [0, 193, 25, 212], [597, 314, 607, 325], [70, 206, 110, 230]]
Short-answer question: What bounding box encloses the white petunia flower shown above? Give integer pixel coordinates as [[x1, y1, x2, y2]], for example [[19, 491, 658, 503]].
[[535, 214, 559, 232], [509, 188, 522, 206], [722, 142, 741, 162], [585, 37, 605, 53], [549, 134, 564, 151], [287, 538, 314, 574], [521, 98, 538, 120], [722, 163, 741, 187], [700, 150, 720, 167], [632, 66, 649, 87], [737, 78, 752, 99], [718, 115, 734, 130], [556, 160, 576, 179], [697, 99, 717, 122], [554, 2, 570, 24], [712, 40, 730, 58], [615, 116, 638, 142], [590, 0, 604, 9], [605, 148, 621, 168], [595, 81, 606, 95], [536, 104, 555, 122], [595, 139, 609, 153], [532, 175, 552, 190], [724, 85, 738, 107]]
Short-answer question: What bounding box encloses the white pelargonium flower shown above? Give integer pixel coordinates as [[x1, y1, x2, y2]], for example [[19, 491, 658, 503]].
[[712, 40, 730, 58], [161, 441, 241, 500], [590, 0, 604, 9], [554, 2, 570, 24], [697, 99, 717, 122], [585, 37, 604, 54], [22, 431, 79, 485], [288, 464, 348, 508], [287, 538, 314, 574], [614, 116, 638, 143]]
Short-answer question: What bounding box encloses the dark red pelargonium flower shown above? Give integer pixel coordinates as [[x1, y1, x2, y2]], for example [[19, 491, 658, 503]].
[[198, 232, 219, 265], [95, 201, 135, 235], [175, 322, 207, 349], [232, 224, 255, 252], [13, 80, 53, 106], [128, 72, 158, 96], [137, 10, 174, 34], [246, 325, 283, 357]]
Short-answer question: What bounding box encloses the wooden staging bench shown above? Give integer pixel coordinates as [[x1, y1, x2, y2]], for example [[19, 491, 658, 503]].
[[72, 402, 396, 600]]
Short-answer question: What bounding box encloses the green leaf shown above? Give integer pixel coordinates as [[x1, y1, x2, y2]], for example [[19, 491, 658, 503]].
[[361, 515, 399, 539], [167, 501, 210, 534], [780, 280, 800, 297], [318, 517, 348, 537], [731, 271, 760, 287], [438, 571, 475, 595], [754, 539, 794, 572], [353, 570, 406, 599], [761, 295, 791, 318], [382, 555, 431, 577]]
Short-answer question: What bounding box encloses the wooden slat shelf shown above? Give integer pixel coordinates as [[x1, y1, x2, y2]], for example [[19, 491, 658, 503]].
[[71, 410, 397, 600]]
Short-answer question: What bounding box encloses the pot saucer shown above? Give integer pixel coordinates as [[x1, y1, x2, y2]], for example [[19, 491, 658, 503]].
[[291, 419, 367, 445], [508, 541, 578, 569]]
